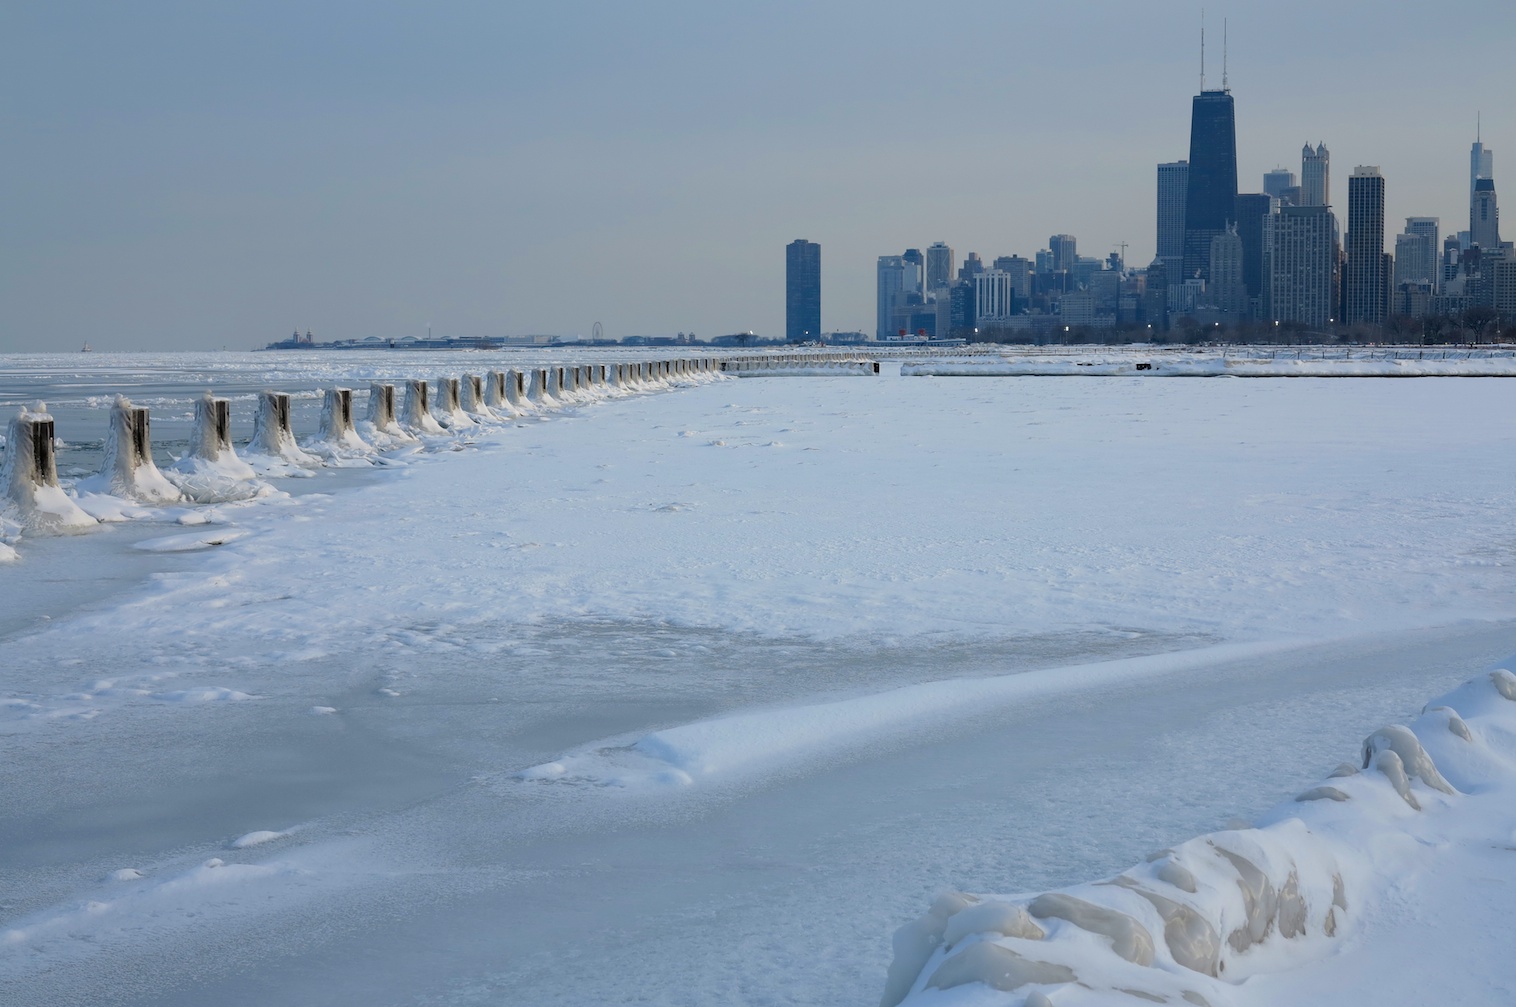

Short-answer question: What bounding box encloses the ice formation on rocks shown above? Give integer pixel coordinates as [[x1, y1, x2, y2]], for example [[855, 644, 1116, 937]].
[[2, 404, 98, 532], [305, 388, 374, 461], [882, 666, 1516, 1007]]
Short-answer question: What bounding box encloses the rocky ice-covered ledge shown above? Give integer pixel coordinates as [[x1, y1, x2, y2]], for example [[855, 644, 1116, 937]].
[[882, 667, 1516, 1007]]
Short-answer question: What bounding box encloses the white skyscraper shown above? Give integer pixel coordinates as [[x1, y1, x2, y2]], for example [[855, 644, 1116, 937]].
[[1301, 143, 1330, 207]]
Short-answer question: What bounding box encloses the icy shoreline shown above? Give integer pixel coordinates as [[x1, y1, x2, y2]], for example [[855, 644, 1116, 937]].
[[884, 666, 1516, 1007]]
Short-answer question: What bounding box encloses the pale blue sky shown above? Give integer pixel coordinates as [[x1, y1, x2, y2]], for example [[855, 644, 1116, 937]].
[[2, 1, 1512, 350]]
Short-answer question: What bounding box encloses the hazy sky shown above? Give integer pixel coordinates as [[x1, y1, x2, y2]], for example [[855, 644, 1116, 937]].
[[3, 1, 1513, 351]]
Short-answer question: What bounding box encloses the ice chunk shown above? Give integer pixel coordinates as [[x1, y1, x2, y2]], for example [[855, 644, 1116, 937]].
[[1112, 878, 1219, 976], [943, 901, 1046, 946], [1490, 669, 1516, 701], [1371, 750, 1420, 810], [1295, 786, 1350, 803], [1361, 725, 1455, 795], [879, 891, 977, 1007]]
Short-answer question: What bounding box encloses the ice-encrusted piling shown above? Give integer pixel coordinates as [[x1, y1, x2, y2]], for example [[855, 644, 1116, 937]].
[[402, 380, 446, 435], [94, 397, 181, 502], [359, 382, 417, 446], [2, 405, 97, 532], [171, 393, 258, 485], [433, 376, 474, 428], [529, 368, 554, 406], [249, 391, 319, 466], [460, 374, 497, 420], [484, 371, 511, 413], [313, 387, 373, 455], [504, 369, 531, 411]]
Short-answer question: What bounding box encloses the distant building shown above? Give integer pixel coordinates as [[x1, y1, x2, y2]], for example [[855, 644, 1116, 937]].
[[785, 239, 821, 343], [925, 242, 955, 291], [1232, 193, 1275, 309], [1263, 168, 1296, 199], [957, 252, 985, 283], [1394, 218, 1440, 291], [876, 255, 908, 340], [1345, 166, 1388, 325], [974, 270, 1017, 323], [1157, 161, 1189, 281], [1049, 234, 1078, 272], [1301, 143, 1330, 207], [1208, 226, 1246, 313], [992, 255, 1033, 299], [1265, 204, 1336, 327], [1471, 178, 1502, 251], [1471, 133, 1494, 209], [1182, 88, 1239, 282]]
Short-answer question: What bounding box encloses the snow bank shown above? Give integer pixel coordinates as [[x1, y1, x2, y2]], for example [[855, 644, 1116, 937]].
[[902, 355, 1516, 379], [75, 396, 182, 503], [881, 666, 1516, 1007], [2, 404, 98, 533]]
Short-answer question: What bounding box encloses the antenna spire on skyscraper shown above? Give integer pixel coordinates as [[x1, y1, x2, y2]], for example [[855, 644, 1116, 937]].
[[1222, 18, 1229, 92], [1200, 9, 1206, 93]]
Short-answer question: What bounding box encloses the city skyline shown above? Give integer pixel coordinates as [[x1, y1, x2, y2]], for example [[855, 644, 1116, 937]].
[[3, 2, 1514, 350]]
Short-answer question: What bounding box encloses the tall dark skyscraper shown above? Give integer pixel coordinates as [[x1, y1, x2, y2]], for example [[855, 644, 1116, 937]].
[[1181, 89, 1239, 282], [1345, 167, 1387, 326], [1232, 193, 1273, 308], [785, 239, 821, 343]]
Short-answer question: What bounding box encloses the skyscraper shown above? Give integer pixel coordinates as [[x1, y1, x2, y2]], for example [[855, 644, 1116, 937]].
[[1232, 193, 1274, 309], [1156, 161, 1189, 281], [1301, 143, 1330, 207], [1471, 178, 1501, 250], [1208, 225, 1246, 313], [1049, 234, 1078, 272], [1182, 88, 1239, 281], [925, 242, 955, 291], [1345, 166, 1387, 326], [876, 256, 907, 340], [1471, 130, 1494, 203], [1263, 169, 1296, 200], [1395, 217, 1439, 290], [784, 239, 821, 343], [1265, 205, 1335, 327]]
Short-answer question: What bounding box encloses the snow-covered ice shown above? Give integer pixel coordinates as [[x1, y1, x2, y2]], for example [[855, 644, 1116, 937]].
[[2, 351, 1515, 1006]]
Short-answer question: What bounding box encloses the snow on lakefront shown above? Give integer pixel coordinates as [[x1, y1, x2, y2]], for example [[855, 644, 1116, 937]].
[[2, 350, 1516, 1006]]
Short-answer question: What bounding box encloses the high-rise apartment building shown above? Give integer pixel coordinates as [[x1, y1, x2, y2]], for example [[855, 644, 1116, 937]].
[[1049, 234, 1078, 272], [784, 239, 821, 343], [876, 256, 907, 340], [1208, 226, 1246, 313], [925, 242, 955, 291], [1157, 161, 1189, 281], [973, 271, 1017, 322], [1345, 166, 1388, 326], [1471, 178, 1502, 250], [1264, 205, 1335, 327], [1301, 143, 1330, 207], [1263, 169, 1296, 200], [1233, 193, 1274, 308], [1394, 218, 1439, 290], [1182, 88, 1239, 282]]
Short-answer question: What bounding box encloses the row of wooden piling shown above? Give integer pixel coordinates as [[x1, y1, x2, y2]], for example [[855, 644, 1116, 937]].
[[3, 358, 722, 530]]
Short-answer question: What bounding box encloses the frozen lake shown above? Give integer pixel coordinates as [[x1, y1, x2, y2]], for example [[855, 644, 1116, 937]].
[[3, 356, 1515, 1005]]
